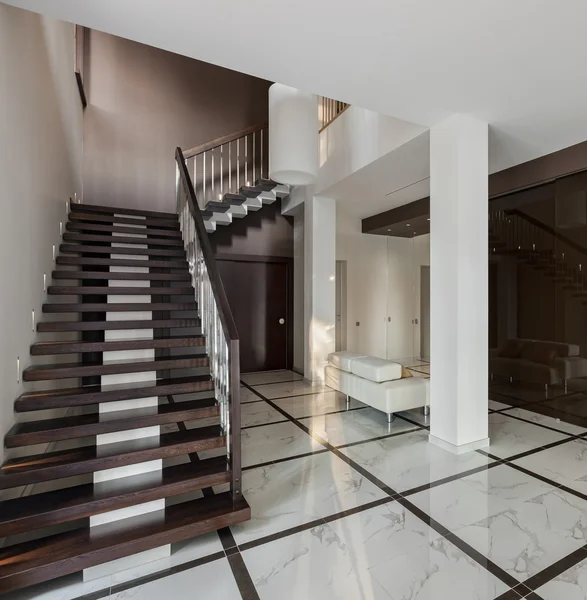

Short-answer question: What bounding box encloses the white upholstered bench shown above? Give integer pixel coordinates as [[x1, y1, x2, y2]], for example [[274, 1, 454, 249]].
[[324, 352, 430, 422]]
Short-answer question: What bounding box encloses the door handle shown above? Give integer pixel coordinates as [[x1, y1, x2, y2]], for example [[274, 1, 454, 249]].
[[279, 318, 285, 325]]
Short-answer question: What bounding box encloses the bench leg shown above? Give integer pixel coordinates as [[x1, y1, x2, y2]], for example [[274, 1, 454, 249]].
[[423, 406, 430, 417], [346, 394, 350, 410], [387, 413, 395, 424]]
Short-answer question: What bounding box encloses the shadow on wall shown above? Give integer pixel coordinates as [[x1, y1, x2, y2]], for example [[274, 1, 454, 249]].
[[210, 201, 294, 258], [82, 29, 270, 213]]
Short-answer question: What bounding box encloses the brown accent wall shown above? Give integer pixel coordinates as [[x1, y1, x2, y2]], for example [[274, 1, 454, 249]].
[[210, 202, 294, 258], [83, 30, 270, 212]]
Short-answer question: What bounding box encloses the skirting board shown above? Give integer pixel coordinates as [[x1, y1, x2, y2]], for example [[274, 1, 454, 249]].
[[428, 434, 490, 455]]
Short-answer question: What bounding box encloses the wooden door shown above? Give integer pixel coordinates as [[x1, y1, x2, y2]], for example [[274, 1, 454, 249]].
[[217, 259, 290, 372]]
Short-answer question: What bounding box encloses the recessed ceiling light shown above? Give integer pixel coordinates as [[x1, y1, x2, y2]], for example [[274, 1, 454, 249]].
[[427, 218, 430, 221], [406, 223, 411, 227], [387, 229, 391, 232]]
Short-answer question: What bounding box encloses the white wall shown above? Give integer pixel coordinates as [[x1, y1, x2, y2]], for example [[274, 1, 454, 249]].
[[0, 5, 83, 464], [317, 106, 427, 196], [336, 207, 430, 362], [411, 234, 431, 359], [293, 207, 304, 372], [336, 209, 388, 358]]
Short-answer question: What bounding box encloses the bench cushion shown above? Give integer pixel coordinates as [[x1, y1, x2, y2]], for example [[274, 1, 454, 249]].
[[368, 377, 430, 413], [350, 356, 402, 382], [328, 351, 367, 372]]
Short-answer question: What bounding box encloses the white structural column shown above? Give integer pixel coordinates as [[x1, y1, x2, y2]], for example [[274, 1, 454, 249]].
[[304, 196, 336, 382], [429, 114, 489, 453]]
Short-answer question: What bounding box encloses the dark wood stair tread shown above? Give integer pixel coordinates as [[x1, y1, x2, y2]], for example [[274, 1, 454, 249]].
[[6, 398, 218, 447], [60, 244, 185, 257], [38, 318, 200, 332], [69, 212, 180, 229], [31, 335, 205, 355], [23, 354, 209, 381], [70, 202, 177, 221], [255, 178, 278, 191], [0, 492, 249, 593], [223, 193, 247, 205], [48, 285, 194, 295], [66, 221, 182, 238], [51, 270, 190, 281], [63, 232, 184, 247], [43, 302, 197, 313], [241, 185, 263, 197], [56, 256, 187, 269], [0, 458, 229, 537], [205, 201, 231, 212], [16, 375, 214, 412], [0, 427, 224, 490]]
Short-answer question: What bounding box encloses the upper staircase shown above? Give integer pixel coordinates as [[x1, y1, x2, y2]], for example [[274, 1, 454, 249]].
[[182, 123, 290, 232], [0, 154, 247, 593], [490, 208, 587, 303]]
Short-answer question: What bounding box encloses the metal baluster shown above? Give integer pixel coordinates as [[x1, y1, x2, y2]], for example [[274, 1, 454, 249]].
[[260, 129, 264, 180], [203, 153, 206, 206], [229, 142, 232, 193], [245, 135, 248, 185], [213, 148, 216, 201], [237, 138, 240, 191], [253, 131, 256, 185], [220, 145, 224, 199]]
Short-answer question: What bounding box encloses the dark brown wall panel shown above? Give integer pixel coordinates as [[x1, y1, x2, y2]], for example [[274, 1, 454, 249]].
[[83, 30, 270, 212], [210, 202, 294, 258]]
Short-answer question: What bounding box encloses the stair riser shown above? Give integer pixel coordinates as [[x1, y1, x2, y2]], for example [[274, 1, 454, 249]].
[[0, 499, 248, 594], [23, 358, 209, 382], [37, 320, 201, 332], [15, 381, 215, 412], [0, 436, 226, 491], [56, 257, 187, 269], [60, 245, 185, 257], [66, 222, 182, 238], [48, 287, 194, 295], [31, 337, 205, 355], [42, 303, 197, 314], [69, 214, 180, 229], [51, 272, 190, 282], [0, 469, 230, 538], [6, 405, 219, 448], [63, 233, 184, 247], [70, 202, 177, 221]]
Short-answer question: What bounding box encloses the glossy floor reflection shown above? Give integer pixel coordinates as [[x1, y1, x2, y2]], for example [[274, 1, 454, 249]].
[[13, 369, 587, 600]]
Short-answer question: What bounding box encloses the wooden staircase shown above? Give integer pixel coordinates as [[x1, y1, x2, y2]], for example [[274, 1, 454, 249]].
[[0, 198, 248, 593], [182, 123, 290, 232]]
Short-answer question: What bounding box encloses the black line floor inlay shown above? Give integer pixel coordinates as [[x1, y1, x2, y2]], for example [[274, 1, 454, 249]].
[[60, 376, 587, 600]]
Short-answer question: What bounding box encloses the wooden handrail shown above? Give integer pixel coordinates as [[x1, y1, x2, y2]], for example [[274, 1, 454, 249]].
[[508, 208, 587, 258], [183, 122, 268, 159], [175, 147, 239, 342]]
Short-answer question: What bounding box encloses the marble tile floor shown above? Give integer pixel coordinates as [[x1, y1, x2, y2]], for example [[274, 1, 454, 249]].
[[14, 369, 587, 600]]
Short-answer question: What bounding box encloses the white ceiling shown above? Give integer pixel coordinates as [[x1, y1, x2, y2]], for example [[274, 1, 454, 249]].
[[8, 0, 587, 172]]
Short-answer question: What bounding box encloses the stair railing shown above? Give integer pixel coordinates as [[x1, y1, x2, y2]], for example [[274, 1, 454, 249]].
[[175, 147, 242, 501], [489, 209, 587, 292], [319, 96, 350, 132], [183, 123, 268, 209]]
